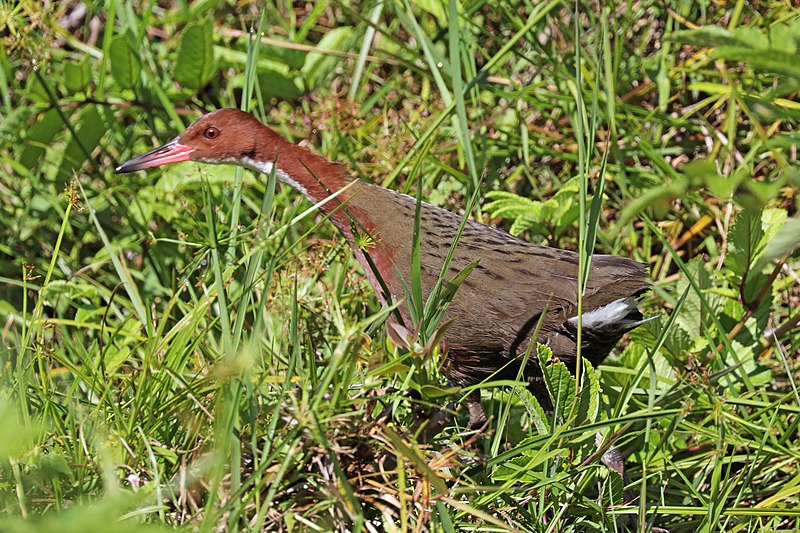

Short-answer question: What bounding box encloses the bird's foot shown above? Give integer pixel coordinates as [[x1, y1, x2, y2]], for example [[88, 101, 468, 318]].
[[411, 402, 457, 444], [465, 390, 489, 432]]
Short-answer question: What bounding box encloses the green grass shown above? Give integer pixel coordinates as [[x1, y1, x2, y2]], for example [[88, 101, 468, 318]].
[[2, 0, 800, 531]]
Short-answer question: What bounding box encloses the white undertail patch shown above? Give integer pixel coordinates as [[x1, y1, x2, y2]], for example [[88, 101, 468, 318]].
[[569, 298, 652, 329]]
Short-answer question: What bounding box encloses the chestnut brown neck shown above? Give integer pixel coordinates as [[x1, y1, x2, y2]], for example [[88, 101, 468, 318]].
[[243, 127, 370, 239]]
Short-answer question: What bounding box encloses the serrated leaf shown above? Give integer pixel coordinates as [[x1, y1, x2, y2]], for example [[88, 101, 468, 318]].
[[490, 436, 562, 482], [728, 208, 786, 278], [484, 191, 545, 219], [517, 387, 551, 434], [727, 209, 762, 277], [727, 208, 787, 304], [674, 257, 712, 338], [720, 329, 772, 389], [484, 179, 579, 237], [543, 362, 575, 423], [109, 34, 140, 89], [302, 26, 356, 90], [0, 107, 33, 147], [175, 20, 216, 92], [603, 470, 626, 506], [579, 359, 600, 425], [664, 324, 693, 360]]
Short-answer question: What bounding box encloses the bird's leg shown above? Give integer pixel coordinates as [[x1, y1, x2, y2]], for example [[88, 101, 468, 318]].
[[594, 433, 668, 531], [410, 391, 487, 443], [412, 402, 456, 444], [465, 390, 488, 430], [596, 432, 634, 499]]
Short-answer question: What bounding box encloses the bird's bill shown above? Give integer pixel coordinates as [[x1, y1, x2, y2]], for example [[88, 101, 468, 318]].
[[114, 139, 194, 174]]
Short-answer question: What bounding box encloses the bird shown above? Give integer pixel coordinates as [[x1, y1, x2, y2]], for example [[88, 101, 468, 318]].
[[115, 108, 651, 430]]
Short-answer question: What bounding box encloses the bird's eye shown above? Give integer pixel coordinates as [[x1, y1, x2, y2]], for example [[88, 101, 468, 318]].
[[203, 127, 220, 140]]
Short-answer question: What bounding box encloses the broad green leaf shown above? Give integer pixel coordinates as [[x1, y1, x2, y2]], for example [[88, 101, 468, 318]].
[[684, 157, 746, 199], [727, 208, 786, 302], [419, 384, 461, 399], [744, 178, 786, 205], [416, 0, 447, 25], [603, 471, 626, 506], [713, 47, 800, 78], [755, 216, 800, 272], [257, 67, 305, 99], [618, 178, 688, 227], [721, 326, 772, 390], [484, 190, 545, 220], [30, 451, 71, 481], [175, 20, 216, 92], [0, 495, 175, 533], [669, 27, 750, 48], [19, 109, 61, 170], [216, 46, 305, 99], [264, 45, 307, 69], [0, 106, 33, 146], [63, 57, 91, 93], [188, 0, 224, 19], [727, 209, 763, 278], [58, 104, 107, 183], [0, 398, 42, 461], [769, 22, 798, 54], [24, 68, 51, 103], [109, 34, 140, 89], [732, 26, 769, 49], [301, 26, 356, 90]]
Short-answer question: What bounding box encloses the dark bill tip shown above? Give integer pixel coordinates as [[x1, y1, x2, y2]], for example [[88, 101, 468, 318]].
[[114, 139, 194, 174]]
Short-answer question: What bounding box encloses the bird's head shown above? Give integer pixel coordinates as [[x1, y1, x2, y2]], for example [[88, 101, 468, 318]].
[[114, 108, 270, 174]]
